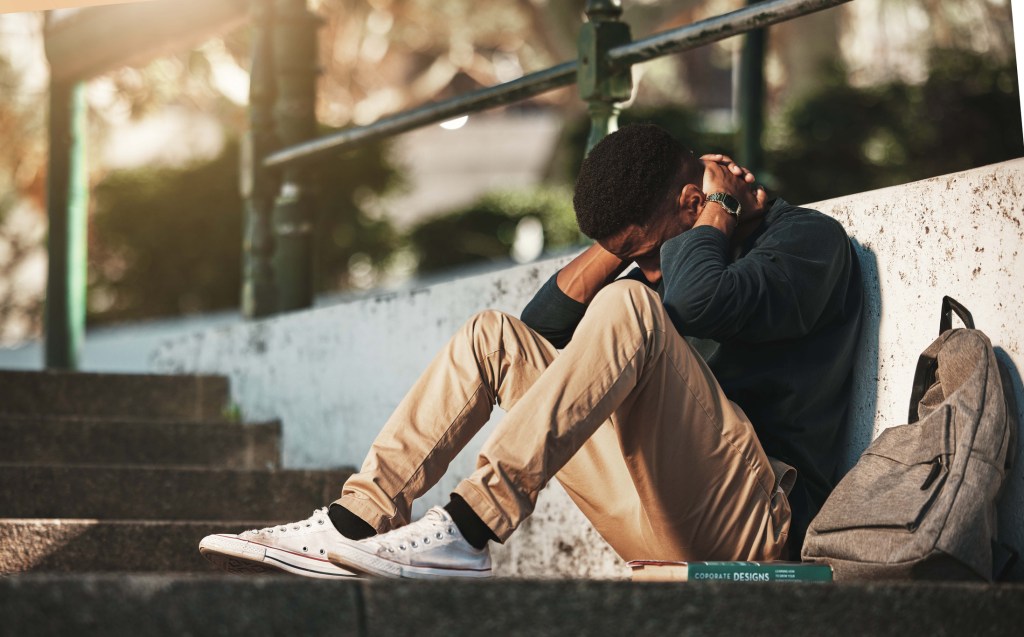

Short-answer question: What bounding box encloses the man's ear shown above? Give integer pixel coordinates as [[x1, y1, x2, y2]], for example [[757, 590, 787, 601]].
[[678, 183, 705, 217]]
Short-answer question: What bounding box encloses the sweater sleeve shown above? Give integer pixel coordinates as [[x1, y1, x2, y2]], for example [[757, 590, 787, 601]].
[[658, 208, 851, 342], [519, 273, 588, 349], [520, 267, 653, 348]]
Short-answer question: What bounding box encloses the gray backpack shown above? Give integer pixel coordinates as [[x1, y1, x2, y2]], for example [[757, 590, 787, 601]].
[[801, 297, 1018, 580]]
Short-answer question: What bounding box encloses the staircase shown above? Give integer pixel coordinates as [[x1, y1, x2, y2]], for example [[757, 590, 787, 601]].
[[3, 369, 1024, 636], [0, 369, 352, 574]]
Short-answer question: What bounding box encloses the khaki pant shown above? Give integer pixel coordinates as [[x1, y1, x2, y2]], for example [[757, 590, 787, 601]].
[[336, 280, 791, 562]]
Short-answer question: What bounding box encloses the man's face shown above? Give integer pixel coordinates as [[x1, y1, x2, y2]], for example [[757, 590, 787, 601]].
[[598, 206, 695, 285]]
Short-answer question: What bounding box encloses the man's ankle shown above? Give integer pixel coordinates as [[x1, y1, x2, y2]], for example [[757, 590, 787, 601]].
[[444, 493, 498, 550], [328, 504, 376, 540]]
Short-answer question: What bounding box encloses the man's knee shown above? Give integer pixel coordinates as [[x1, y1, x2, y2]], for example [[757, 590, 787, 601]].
[[461, 309, 512, 346], [589, 280, 665, 329]]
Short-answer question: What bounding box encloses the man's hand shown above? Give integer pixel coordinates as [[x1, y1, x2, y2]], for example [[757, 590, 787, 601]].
[[699, 153, 768, 218]]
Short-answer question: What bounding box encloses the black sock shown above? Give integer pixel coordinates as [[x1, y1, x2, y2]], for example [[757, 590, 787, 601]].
[[444, 493, 498, 550], [328, 504, 376, 540]]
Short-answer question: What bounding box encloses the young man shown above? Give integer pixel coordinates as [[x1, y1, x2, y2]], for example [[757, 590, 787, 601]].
[[199, 124, 863, 579]]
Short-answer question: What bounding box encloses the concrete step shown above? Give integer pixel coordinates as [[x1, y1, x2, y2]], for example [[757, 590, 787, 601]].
[[0, 464, 353, 520], [0, 415, 281, 468], [0, 519, 276, 574], [0, 370, 230, 420], [0, 576, 1022, 637]]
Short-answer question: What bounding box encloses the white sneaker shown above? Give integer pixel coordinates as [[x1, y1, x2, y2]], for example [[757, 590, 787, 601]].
[[327, 506, 492, 579], [199, 507, 361, 579]]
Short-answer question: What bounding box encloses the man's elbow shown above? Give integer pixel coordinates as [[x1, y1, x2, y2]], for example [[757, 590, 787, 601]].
[[665, 301, 725, 341]]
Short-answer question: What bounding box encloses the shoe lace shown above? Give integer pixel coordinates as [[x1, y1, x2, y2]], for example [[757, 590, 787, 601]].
[[374, 509, 457, 552], [247, 507, 329, 536]]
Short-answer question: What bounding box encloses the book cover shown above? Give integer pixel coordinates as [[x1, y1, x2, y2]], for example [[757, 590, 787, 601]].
[[627, 560, 833, 582]]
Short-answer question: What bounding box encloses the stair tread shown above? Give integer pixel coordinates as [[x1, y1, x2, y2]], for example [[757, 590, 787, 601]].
[[0, 462, 348, 473], [0, 370, 230, 420], [0, 464, 354, 520], [0, 413, 269, 426], [0, 370, 227, 382], [0, 416, 281, 468], [1, 574, 1023, 637], [0, 518, 299, 574]]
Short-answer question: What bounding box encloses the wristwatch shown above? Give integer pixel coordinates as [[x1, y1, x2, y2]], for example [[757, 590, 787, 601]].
[[706, 192, 741, 219]]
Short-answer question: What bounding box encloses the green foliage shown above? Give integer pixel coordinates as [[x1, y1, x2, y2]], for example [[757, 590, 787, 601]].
[[90, 136, 400, 323], [221, 402, 243, 423], [91, 145, 244, 322], [409, 187, 576, 273], [309, 138, 403, 289], [768, 49, 1022, 203], [547, 50, 1020, 208]]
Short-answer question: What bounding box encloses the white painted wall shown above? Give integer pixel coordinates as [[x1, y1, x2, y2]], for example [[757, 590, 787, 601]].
[[153, 159, 1024, 578], [0, 311, 240, 372]]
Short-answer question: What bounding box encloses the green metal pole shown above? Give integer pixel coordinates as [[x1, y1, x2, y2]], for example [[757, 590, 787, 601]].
[[578, 0, 633, 154], [270, 0, 319, 312], [44, 80, 88, 370], [242, 0, 279, 318], [739, 0, 766, 174]]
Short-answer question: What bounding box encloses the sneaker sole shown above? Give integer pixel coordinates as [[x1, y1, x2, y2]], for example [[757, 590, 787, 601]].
[[199, 534, 360, 580], [327, 546, 492, 580]]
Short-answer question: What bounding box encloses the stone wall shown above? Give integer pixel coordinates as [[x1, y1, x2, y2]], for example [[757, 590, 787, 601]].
[[153, 159, 1024, 578]]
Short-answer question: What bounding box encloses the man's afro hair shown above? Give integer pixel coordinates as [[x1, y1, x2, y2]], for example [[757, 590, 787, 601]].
[[573, 123, 689, 240]]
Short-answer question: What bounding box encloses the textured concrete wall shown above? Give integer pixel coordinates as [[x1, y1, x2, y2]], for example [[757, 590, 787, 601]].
[[153, 159, 1024, 579]]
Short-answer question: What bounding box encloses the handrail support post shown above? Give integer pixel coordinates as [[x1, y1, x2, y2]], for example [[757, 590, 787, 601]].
[[270, 0, 321, 312], [739, 0, 767, 175], [44, 79, 88, 370], [578, 0, 633, 154], [242, 0, 280, 318]]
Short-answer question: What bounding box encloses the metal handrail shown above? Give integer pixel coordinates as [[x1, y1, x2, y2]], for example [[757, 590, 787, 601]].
[[608, 0, 849, 68], [264, 0, 851, 170], [263, 62, 577, 169]]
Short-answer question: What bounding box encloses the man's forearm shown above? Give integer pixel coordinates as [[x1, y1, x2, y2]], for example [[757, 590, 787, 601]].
[[555, 243, 629, 304]]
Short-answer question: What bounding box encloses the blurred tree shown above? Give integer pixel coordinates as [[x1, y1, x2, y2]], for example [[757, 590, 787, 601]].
[[915, 48, 1022, 177], [899, 0, 1013, 56], [89, 135, 401, 323], [3, 2, 1021, 340], [309, 138, 404, 290], [313, 0, 577, 127], [90, 143, 245, 321], [310, 0, 713, 128], [768, 49, 1022, 204], [766, 73, 906, 202], [0, 14, 48, 344], [409, 187, 575, 273]]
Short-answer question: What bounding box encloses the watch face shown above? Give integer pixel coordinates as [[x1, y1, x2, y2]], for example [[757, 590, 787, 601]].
[[709, 193, 741, 217]]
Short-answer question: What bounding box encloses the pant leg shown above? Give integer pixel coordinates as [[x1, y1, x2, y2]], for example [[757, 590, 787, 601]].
[[454, 280, 790, 561], [335, 310, 558, 532]]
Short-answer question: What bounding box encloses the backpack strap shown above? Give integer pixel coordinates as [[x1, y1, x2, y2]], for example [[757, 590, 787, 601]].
[[993, 540, 1019, 581], [909, 297, 976, 423], [940, 295, 975, 333], [997, 358, 1019, 472], [908, 354, 937, 424]]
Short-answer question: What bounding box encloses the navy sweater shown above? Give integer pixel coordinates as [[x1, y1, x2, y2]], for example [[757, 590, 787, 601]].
[[520, 199, 864, 546]]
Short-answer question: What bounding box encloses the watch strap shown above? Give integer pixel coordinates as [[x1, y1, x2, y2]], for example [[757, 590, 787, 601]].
[[707, 192, 741, 218]]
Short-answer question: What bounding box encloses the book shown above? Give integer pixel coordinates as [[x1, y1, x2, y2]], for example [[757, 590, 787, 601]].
[[627, 560, 833, 582]]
